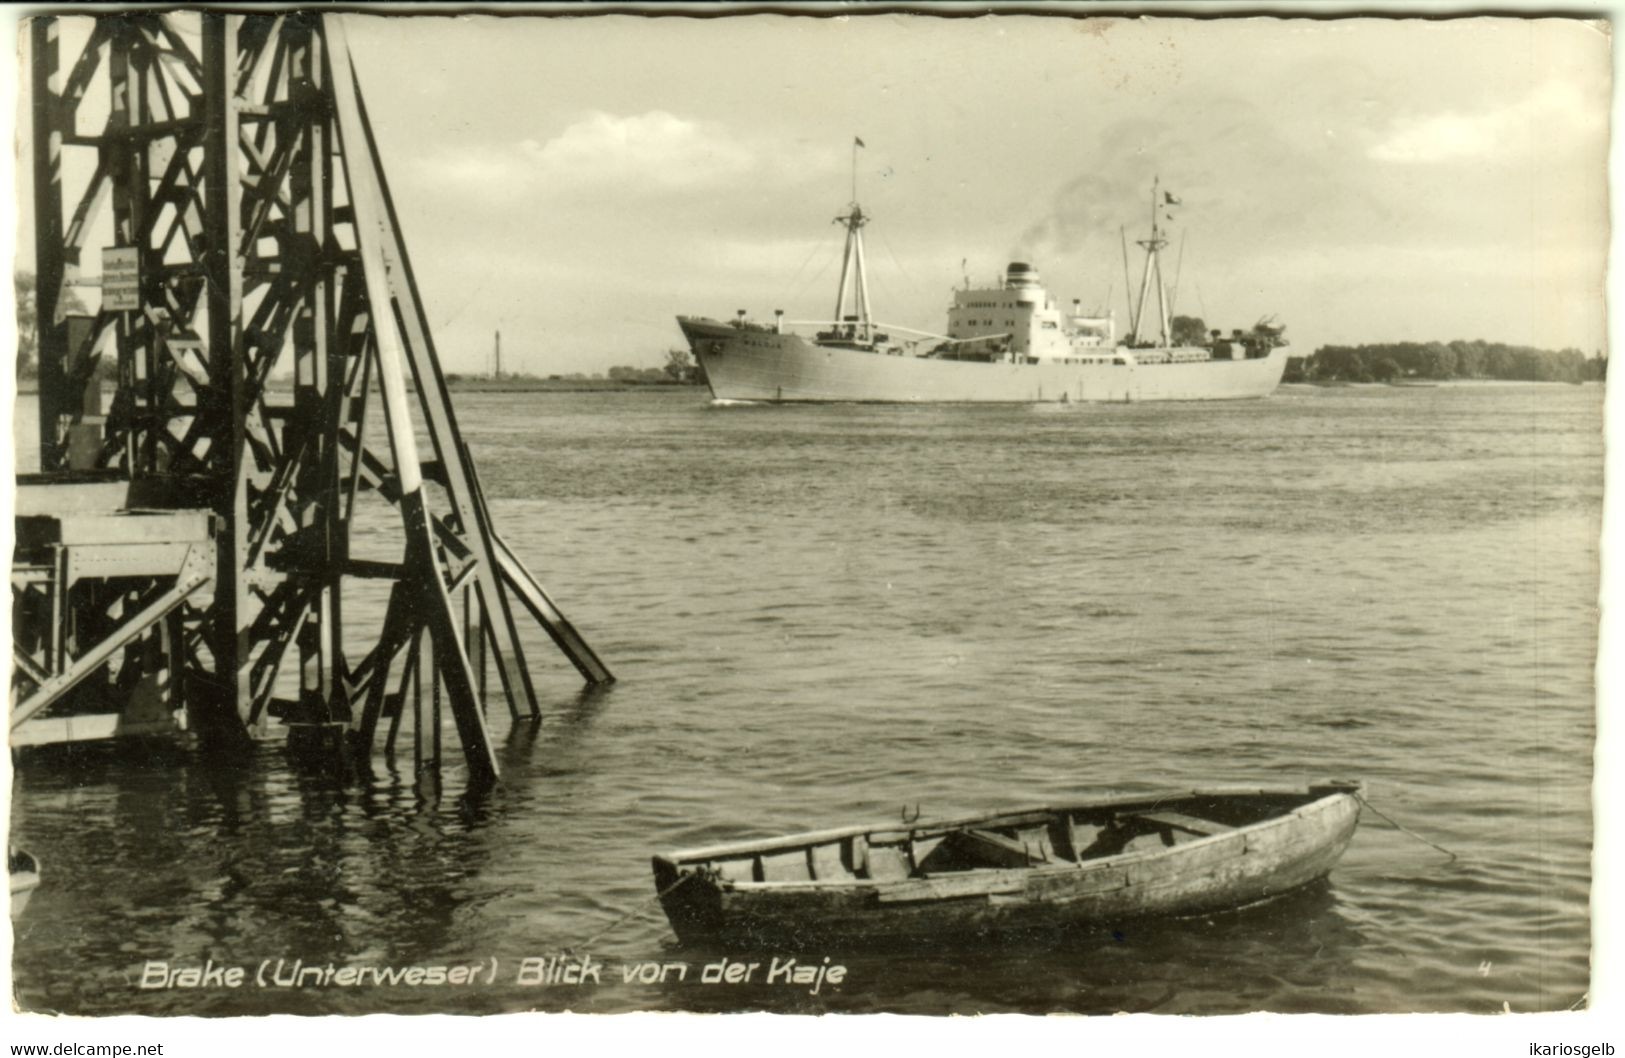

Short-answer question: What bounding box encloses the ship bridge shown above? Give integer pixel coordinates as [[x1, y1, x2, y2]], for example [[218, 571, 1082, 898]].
[[946, 261, 1085, 361]]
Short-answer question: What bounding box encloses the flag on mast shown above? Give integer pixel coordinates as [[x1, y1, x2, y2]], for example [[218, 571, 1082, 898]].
[[1164, 191, 1181, 206], [855, 136, 866, 148]]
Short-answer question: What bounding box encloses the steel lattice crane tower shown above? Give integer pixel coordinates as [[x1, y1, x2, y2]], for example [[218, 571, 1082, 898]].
[[15, 12, 612, 782]]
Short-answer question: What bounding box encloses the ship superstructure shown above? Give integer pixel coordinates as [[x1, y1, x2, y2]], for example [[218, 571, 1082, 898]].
[[943, 262, 1118, 363]]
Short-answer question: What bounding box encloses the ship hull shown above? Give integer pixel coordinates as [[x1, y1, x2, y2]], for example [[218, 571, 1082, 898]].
[[679, 318, 1290, 404]]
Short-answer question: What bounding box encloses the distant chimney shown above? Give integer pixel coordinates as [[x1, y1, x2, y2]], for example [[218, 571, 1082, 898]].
[[774, 309, 784, 334]]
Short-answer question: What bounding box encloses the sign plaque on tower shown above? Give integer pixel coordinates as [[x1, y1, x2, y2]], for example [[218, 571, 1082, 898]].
[[101, 246, 139, 311]]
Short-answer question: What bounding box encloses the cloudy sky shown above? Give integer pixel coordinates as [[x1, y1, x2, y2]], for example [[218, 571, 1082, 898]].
[[12, 12, 1612, 376]]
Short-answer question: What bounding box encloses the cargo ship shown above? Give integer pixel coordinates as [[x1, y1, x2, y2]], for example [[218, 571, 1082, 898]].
[[677, 181, 1289, 404]]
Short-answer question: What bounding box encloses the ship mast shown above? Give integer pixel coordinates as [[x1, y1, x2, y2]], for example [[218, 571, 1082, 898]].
[[830, 204, 874, 342], [1130, 177, 1172, 346], [831, 139, 873, 343]]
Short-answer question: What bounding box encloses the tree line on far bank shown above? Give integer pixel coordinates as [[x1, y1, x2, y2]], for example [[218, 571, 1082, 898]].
[[1287, 340, 1606, 384]]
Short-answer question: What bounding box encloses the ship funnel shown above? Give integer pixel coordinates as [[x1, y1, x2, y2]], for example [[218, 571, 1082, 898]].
[[1005, 261, 1042, 290]]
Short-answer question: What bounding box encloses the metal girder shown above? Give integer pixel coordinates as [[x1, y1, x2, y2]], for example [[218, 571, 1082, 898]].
[[11, 546, 211, 730], [19, 13, 612, 776]]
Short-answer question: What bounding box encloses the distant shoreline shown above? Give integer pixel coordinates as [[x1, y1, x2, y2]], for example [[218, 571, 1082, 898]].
[[11, 379, 706, 397], [12, 377, 1598, 399]]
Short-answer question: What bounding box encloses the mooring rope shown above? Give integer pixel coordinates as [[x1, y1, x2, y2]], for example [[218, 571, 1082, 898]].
[[1355, 792, 1459, 864], [558, 871, 695, 960]]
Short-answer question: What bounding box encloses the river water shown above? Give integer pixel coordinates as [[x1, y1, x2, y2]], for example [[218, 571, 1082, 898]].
[[7, 382, 1602, 1015]]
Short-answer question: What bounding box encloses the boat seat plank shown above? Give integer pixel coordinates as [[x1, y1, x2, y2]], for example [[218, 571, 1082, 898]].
[[939, 828, 1051, 869], [1016, 825, 1063, 864], [1136, 811, 1235, 837], [1050, 814, 1079, 863]]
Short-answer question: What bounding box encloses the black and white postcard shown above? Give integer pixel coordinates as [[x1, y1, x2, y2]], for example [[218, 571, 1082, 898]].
[[3, 4, 1616, 1053]]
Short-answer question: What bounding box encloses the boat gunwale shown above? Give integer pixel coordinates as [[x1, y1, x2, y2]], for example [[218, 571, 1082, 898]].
[[656, 784, 1352, 868]]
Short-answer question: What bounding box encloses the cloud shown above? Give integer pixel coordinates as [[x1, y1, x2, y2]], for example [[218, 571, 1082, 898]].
[[1368, 80, 1600, 164], [525, 111, 756, 188], [410, 111, 822, 202]]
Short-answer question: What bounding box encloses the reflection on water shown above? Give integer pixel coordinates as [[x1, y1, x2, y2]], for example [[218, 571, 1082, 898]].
[[9, 383, 1600, 1015]]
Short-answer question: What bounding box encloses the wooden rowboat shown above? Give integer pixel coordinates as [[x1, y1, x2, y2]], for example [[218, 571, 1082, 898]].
[[9, 847, 41, 917], [652, 781, 1362, 945]]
